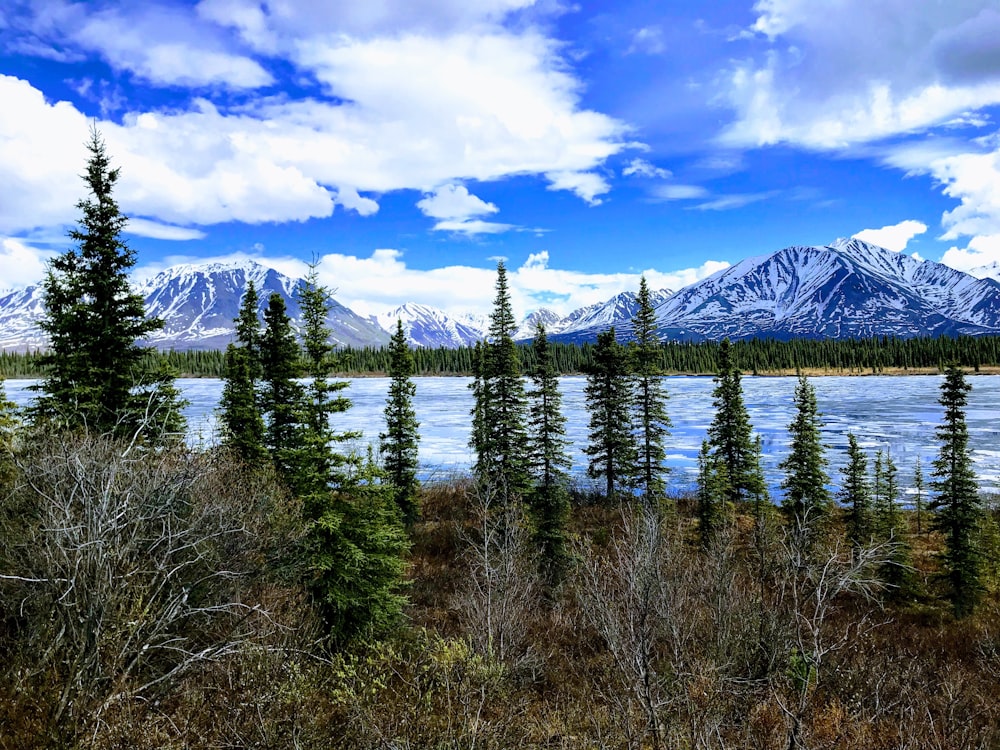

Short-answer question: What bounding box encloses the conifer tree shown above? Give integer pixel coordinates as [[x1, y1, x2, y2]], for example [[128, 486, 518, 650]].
[[841, 433, 871, 547], [630, 276, 670, 507], [471, 262, 529, 500], [780, 374, 832, 543], [696, 439, 728, 550], [913, 456, 925, 535], [380, 319, 420, 526], [259, 292, 305, 486], [584, 327, 636, 502], [219, 281, 266, 463], [707, 338, 755, 504], [872, 449, 913, 595], [526, 322, 571, 581], [33, 126, 184, 442], [931, 365, 983, 618]]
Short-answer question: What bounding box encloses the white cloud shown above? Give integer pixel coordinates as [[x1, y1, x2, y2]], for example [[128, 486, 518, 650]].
[[721, 0, 1000, 149], [125, 218, 207, 241], [622, 158, 672, 179], [852, 220, 928, 252], [941, 234, 1000, 274], [431, 219, 515, 235], [693, 191, 778, 211], [627, 26, 666, 56], [0, 238, 55, 289], [544, 170, 610, 205], [417, 185, 498, 221], [334, 186, 380, 217], [652, 184, 709, 201]]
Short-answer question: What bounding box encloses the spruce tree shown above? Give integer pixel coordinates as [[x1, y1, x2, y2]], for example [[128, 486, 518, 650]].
[[872, 449, 913, 596], [913, 456, 925, 535], [931, 365, 983, 618], [219, 281, 266, 463], [780, 374, 832, 542], [526, 322, 571, 582], [32, 126, 184, 442], [471, 262, 529, 500], [696, 439, 728, 550], [841, 433, 871, 547], [584, 327, 637, 502], [630, 276, 670, 507], [707, 338, 755, 504], [259, 292, 305, 486], [380, 319, 420, 526]]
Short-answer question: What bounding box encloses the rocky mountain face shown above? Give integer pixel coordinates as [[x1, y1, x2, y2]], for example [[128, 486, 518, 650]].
[[2, 240, 999, 351]]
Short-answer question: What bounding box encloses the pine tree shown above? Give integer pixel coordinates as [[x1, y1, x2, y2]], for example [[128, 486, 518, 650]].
[[219, 281, 266, 463], [32, 126, 184, 442], [707, 338, 755, 505], [380, 319, 420, 526], [696, 439, 728, 550], [780, 374, 832, 546], [471, 262, 529, 500], [841, 433, 871, 547], [259, 292, 305, 486], [525, 322, 571, 582], [584, 327, 636, 502], [913, 456, 925, 535], [872, 449, 913, 596], [630, 276, 670, 507], [931, 365, 983, 618]]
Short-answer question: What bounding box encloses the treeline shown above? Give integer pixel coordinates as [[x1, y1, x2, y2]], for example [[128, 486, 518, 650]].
[[4, 332, 1000, 378]]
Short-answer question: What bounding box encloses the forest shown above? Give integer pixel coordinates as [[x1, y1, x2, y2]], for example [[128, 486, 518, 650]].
[[3, 131, 1000, 750]]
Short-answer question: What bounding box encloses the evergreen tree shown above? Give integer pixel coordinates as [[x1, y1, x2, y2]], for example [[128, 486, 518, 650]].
[[780, 374, 832, 545], [219, 282, 266, 463], [525, 322, 571, 581], [872, 449, 913, 596], [931, 365, 983, 618], [696, 439, 728, 550], [841, 433, 871, 547], [630, 276, 670, 507], [584, 327, 637, 502], [380, 319, 420, 526], [707, 338, 755, 504], [471, 262, 529, 500], [913, 456, 925, 535], [259, 292, 305, 485], [32, 126, 184, 442]]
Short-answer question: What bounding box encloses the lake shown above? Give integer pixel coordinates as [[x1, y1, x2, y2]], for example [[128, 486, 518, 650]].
[[5, 375, 999, 496]]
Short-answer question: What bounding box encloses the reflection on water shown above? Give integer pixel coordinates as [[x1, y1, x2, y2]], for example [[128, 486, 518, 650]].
[[5, 374, 999, 496]]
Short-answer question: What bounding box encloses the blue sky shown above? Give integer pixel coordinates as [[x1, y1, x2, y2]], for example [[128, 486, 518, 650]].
[[2, 0, 1000, 318]]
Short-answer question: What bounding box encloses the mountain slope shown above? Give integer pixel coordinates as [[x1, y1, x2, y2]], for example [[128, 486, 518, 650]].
[[374, 303, 485, 348]]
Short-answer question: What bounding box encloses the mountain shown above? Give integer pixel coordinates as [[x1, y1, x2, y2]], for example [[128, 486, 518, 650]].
[[970, 261, 1000, 282], [547, 288, 674, 343], [374, 303, 484, 348], [514, 308, 565, 340], [646, 238, 1000, 341], [0, 260, 391, 352]]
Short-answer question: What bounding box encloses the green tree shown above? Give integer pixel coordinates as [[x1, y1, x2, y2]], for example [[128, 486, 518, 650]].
[[32, 126, 184, 442], [471, 262, 529, 500], [219, 281, 266, 463], [259, 292, 305, 486], [913, 456, 926, 535], [696, 439, 728, 550], [872, 449, 913, 596], [525, 322, 571, 582], [380, 319, 420, 526], [931, 365, 983, 618], [707, 338, 755, 505], [841, 433, 871, 547], [630, 276, 670, 507], [780, 374, 832, 547], [584, 327, 636, 502]]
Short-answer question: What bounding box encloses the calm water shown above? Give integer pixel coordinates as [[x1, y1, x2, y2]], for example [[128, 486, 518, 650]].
[[5, 375, 999, 495]]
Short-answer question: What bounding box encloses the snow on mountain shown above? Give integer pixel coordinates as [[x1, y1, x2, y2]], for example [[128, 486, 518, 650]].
[[0, 260, 390, 352], [650, 238, 1000, 340], [549, 288, 674, 342], [514, 308, 565, 340], [970, 261, 1000, 283], [375, 303, 485, 348]]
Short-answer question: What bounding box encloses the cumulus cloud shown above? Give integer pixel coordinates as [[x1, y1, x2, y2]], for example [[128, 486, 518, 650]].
[[721, 0, 1000, 149], [852, 220, 928, 252], [0, 238, 55, 289], [942, 234, 1000, 274], [417, 185, 498, 221], [622, 158, 672, 179]]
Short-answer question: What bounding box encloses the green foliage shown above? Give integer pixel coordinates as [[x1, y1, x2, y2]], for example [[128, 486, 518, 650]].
[[696, 439, 728, 550], [871, 450, 914, 596], [780, 374, 832, 550], [260, 292, 306, 486], [305, 453, 410, 644], [841, 433, 871, 547], [471, 262, 529, 501], [219, 281, 267, 464], [913, 456, 926, 535], [584, 327, 637, 502], [525, 322, 571, 583], [31, 126, 185, 442], [707, 338, 756, 505], [380, 319, 420, 526], [630, 276, 670, 506], [931, 364, 983, 618]]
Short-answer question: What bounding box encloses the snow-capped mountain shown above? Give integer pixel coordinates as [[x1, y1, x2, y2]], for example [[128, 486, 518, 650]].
[[514, 308, 565, 340], [374, 303, 485, 348], [0, 260, 390, 352], [970, 261, 1000, 283], [547, 288, 674, 342], [648, 238, 1000, 340]]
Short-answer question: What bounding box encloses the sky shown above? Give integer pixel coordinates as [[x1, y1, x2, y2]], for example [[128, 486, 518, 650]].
[[2, 0, 1000, 319]]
